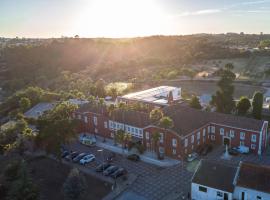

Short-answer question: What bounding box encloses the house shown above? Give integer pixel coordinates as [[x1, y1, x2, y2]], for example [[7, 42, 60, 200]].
[[24, 102, 56, 119], [233, 162, 270, 200], [192, 160, 270, 200], [73, 87, 268, 161], [191, 160, 237, 200], [117, 86, 181, 108]]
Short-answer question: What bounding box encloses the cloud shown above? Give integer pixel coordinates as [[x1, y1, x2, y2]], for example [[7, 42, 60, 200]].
[[178, 9, 222, 17], [241, 0, 270, 5]]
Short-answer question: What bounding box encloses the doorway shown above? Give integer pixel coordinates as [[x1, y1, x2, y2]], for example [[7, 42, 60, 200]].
[[223, 137, 231, 146]]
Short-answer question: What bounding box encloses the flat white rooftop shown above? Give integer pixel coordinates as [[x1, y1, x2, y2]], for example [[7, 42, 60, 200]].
[[121, 86, 181, 105]]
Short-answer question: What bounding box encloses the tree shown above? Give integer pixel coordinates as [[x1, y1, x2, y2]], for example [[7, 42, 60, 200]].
[[6, 161, 39, 200], [152, 132, 161, 159], [108, 87, 118, 99], [252, 92, 263, 119], [236, 96, 251, 115], [159, 116, 174, 130], [211, 63, 236, 113], [63, 168, 86, 200], [95, 79, 106, 98], [19, 97, 31, 112], [189, 96, 202, 109], [115, 129, 126, 155], [36, 102, 79, 160], [149, 108, 163, 122]]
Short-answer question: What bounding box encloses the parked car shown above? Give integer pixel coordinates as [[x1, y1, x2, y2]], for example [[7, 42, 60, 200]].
[[73, 153, 87, 162], [65, 151, 79, 161], [80, 154, 95, 165], [61, 150, 69, 158], [79, 134, 96, 146], [110, 168, 127, 179], [233, 146, 249, 154], [202, 144, 213, 156], [96, 163, 111, 172], [196, 145, 204, 155], [187, 153, 198, 162], [225, 147, 239, 156], [127, 154, 140, 161], [103, 166, 119, 176]]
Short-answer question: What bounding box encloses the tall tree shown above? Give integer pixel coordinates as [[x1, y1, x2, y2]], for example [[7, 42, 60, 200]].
[[252, 92, 263, 119], [189, 96, 202, 109], [211, 63, 236, 113], [149, 108, 163, 122], [63, 168, 86, 200], [159, 116, 174, 130], [95, 79, 106, 98], [236, 96, 251, 115]]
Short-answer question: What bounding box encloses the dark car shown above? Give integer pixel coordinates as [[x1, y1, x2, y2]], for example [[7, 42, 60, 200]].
[[110, 168, 127, 179], [61, 150, 69, 158], [202, 144, 213, 156], [228, 148, 239, 156], [103, 166, 119, 176], [73, 153, 87, 162], [196, 145, 204, 155], [65, 151, 79, 161], [127, 154, 140, 161], [96, 163, 111, 172], [106, 153, 116, 162]]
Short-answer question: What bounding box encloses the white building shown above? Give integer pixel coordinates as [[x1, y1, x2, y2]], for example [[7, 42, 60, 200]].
[[192, 160, 270, 200]]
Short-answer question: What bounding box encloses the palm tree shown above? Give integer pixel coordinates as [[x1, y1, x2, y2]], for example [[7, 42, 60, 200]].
[[152, 131, 161, 159]]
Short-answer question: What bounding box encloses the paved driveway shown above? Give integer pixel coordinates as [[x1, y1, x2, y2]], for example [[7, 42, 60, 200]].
[[66, 142, 270, 200]]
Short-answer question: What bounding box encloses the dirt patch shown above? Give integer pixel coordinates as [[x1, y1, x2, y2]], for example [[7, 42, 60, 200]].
[[28, 156, 111, 200]]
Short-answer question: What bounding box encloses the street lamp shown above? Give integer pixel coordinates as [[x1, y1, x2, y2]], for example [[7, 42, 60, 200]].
[[97, 149, 104, 173]]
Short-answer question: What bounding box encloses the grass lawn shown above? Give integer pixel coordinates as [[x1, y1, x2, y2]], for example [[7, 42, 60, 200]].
[[27, 156, 111, 200]]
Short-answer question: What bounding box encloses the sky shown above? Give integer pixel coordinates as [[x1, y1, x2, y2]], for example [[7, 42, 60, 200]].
[[0, 0, 270, 38]]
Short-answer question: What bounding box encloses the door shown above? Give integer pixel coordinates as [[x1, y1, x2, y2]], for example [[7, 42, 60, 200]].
[[223, 137, 230, 146], [224, 193, 228, 200], [241, 192, 245, 200]]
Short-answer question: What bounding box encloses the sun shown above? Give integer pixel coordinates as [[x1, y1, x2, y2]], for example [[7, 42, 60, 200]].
[[74, 0, 167, 37]]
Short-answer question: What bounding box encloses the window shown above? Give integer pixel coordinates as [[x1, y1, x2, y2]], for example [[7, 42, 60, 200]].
[[211, 126, 215, 134], [84, 116, 88, 123], [220, 128, 224, 135], [203, 129, 206, 136], [197, 132, 200, 140], [217, 191, 223, 197], [139, 130, 143, 135], [240, 141, 245, 146], [172, 149, 176, 155], [93, 116, 98, 126], [211, 135, 215, 141], [110, 132, 114, 138], [208, 126, 211, 133], [251, 134, 257, 142], [104, 122, 108, 128], [78, 114, 81, 120], [251, 144, 256, 150], [184, 138, 188, 147], [230, 130, 235, 138], [199, 186, 207, 193], [94, 128, 98, 133], [159, 147, 164, 154], [135, 129, 138, 134], [240, 132, 245, 140], [127, 126, 130, 132], [191, 135, 194, 143], [160, 133, 164, 143], [131, 127, 134, 133], [146, 132, 150, 140], [172, 138, 177, 147]]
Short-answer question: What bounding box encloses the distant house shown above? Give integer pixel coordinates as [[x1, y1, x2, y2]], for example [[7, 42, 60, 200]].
[[192, 160, 270, 200], [24, 102, 56, 119]]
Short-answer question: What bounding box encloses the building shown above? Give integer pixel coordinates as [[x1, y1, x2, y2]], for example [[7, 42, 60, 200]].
[[192, 160, 270, 200], [24, 102, 56, 119], [117, 86, 181, 108], [192, 160, 237, 200], [74, 101, 268, 160]]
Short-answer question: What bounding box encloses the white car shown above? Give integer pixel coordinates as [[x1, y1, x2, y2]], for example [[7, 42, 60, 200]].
[[80, 154, 95, 165]]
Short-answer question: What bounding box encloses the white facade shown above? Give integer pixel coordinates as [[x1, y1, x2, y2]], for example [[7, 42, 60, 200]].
[[192, 183, 232, 200], [109, 120, 143, 138], [233, 186, 270, 200]]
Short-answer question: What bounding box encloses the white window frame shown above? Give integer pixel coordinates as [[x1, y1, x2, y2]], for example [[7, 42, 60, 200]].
[[146, 132, 150, 140], [211, 135, 215, 141], [93, 116, 98, 126], [251, 144, 256, 150], [197, 132, 200, 140], [172, 138, 177, 147], [208, 126, 211, 133], [172, 149, 176, 155], [191, 135, 194, 143], [220, 128, 224, 135], [203, 129, 206, 137], [104, 122, 108, 128], [240, 132, 245, 140], [160, 133, 164, 143], [84, 116, 88, 123], [251, 134, 257, 143], [211, 126, 215, 134], [184, 138, 188, 147], [230, 130, 235, 138]]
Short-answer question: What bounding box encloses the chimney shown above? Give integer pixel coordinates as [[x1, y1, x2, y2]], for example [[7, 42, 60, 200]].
[[167, 91, 174, 105]]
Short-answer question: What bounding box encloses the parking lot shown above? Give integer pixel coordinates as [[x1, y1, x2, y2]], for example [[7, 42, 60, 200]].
[[64, 142, 270, 200]]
